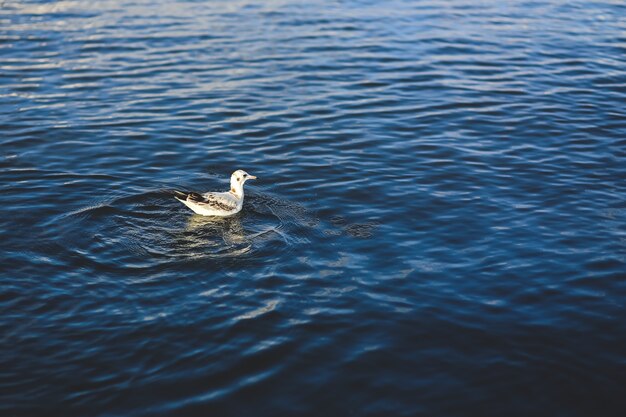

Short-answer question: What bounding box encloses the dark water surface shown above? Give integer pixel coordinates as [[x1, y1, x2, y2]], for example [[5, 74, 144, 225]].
[[1, 0, 626, 415]]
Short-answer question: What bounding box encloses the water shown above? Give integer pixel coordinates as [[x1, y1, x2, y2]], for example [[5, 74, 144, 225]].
[[1, 0, 625, 415]]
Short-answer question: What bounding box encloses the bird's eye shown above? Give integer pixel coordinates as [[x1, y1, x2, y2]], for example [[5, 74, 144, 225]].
[[243, 174, 247, 178]]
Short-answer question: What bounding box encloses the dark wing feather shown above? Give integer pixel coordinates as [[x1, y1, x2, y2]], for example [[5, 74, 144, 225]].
[[187, 192, 205, 202], [172, 190, 190, 200]]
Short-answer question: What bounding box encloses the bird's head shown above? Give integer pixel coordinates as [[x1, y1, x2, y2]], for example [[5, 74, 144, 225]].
[[230, 169, 257, 193]]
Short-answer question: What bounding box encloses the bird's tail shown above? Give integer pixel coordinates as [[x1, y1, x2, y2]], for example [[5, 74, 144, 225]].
[[171, 190, 189, 202]]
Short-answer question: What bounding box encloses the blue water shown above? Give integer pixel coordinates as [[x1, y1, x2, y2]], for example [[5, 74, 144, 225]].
[[1, 0, 625, 415]]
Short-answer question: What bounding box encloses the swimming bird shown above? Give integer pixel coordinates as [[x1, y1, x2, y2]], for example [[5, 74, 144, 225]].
[[173, 170, 257, 216]]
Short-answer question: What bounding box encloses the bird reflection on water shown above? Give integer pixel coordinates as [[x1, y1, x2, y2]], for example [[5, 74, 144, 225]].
[[173, 214, 252, 259], [172, 209, 293, 260]]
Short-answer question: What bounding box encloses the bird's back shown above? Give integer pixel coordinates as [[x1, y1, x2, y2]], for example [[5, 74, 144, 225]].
[[202, 191, 241, 211], [174, 190, 241, 216]]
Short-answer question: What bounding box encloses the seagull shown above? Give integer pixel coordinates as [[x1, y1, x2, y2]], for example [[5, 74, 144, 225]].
[[173, 170, 257, 216]]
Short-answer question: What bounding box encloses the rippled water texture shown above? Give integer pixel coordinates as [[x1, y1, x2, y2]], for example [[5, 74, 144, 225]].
[[1, 0, 625, 415]]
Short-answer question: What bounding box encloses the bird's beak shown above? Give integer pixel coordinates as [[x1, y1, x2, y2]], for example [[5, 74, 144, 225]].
[[247, 175, 257, 180]]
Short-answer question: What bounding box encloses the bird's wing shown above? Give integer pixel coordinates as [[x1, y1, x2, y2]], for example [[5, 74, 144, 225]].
[[189, 191, 238, 211]]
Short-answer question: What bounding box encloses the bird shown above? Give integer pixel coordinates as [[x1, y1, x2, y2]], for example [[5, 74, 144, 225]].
[[173, 170, 257, 216]]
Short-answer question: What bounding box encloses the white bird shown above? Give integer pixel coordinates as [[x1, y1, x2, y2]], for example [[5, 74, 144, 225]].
[[173, 170, 257, 216]]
